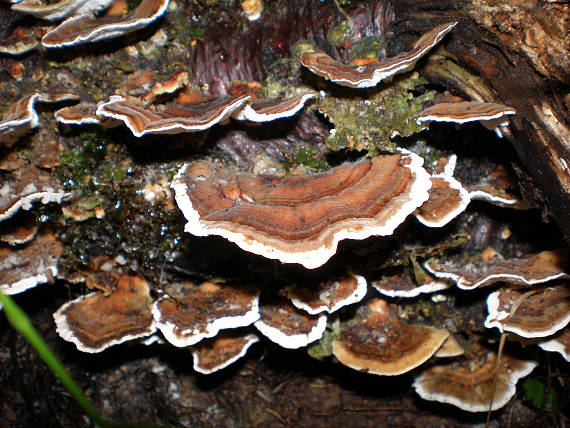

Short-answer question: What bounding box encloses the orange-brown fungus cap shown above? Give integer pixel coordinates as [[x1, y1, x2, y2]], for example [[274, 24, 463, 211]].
[[415, 156, 470, 228], [425, 249, 569, 290], [254, 297, 327, 348], [300, 22, 456, 88], [190, 331, 259, 374], [282, 273, 367, 314], [539, 325, 570, 362], [96, 94, 251, 137], [172, 153, 431, 269], [1, 229, 62, 295], [152, 281, 260, 347], [413, 352, 537, 412], [54, 275, 156, 353], [0, 164, 71, 222], [332, 299, 449, 375], [371, 269, 451, 298], [41, 0, 169, 48], [485, 283, 570, 338]]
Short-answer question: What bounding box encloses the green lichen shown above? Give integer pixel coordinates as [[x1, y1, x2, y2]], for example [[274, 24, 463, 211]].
[[316, 75, 434, 155], [327, 21, 351, 47], [307, 318, 340, 361], [284, 145, 329, 173], [348, 37, 384, 61]]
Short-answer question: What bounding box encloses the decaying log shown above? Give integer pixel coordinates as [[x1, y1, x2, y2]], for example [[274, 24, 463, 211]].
[[391, 0, 570, 238]]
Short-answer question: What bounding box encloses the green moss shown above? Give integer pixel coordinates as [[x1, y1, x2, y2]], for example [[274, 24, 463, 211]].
[[284, 145, 329, 173], [327, 21, 351, 47], [348, 37, 384, 61], [307, 318, 340, 360], [316, 75, 434, 155]]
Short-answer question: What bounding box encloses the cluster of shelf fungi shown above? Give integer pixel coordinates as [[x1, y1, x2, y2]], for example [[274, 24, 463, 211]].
[[0, 0, 568, 419]]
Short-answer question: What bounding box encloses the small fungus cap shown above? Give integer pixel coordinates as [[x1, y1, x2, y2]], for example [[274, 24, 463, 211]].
[[54, 275, 156, 353], [485, 284, 570, 338], [152, 281, 260, 347], [413, 352, 537, 412], [332, 299, 449, 376], [300, 22, 457, 88], [254, 297, 327, 349]]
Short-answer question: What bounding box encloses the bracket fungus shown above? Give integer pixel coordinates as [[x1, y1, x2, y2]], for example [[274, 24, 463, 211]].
[[300, 22, 457, 88], [11, 0, 115, 21], [172, 152, 431, 269], [371, 270, 451, 298], [152, 281, 260, 347], [96, 94, 252, 137], [413, 352, 538, 412], [0, 164, 71, 222], [0, 229, 62, 295], [415, 155, 470, 228], [54, 275, 156, 353], [424, 249, 569, 290], [232, 92, 316, 123], [539, 327, 570, 362], [0, 92, 79, 146], [282, 273, 368, 315], [254, 297, 327, 349], [190, 331, 259, 375], [416, 101, 517, 137], [332, 299, 449, 376], [41, 0, 170, 48], [484, 284, 570, 338]]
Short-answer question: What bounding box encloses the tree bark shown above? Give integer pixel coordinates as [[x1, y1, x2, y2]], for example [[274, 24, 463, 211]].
[[391, 0, 570, 238]]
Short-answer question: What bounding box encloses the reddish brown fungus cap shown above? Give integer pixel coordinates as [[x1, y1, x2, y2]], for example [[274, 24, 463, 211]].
[[485, 283, 570, 338], [300, 22, 457, 88], [424, 249, 569, 290], [190, 331, 259, 375], [283, 273, 368, 314], [54, 275, 156, 353], [413, 351, 537, 412], [1, 229, 62, 295], [41, 0, 170, 48], [172, 152, 431, 269], [332, 299, 449, 375], [254, 297, 327, 349], [152, 281, 260, 347]]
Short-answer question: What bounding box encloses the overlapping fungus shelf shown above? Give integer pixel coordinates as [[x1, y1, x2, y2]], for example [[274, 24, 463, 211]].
[[172, 152, 431, 268]]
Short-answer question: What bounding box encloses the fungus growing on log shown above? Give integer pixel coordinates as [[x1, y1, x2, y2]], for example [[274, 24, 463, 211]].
[[371, 270, 451, 298], [332, 299, 449, 375], [254, 297, 327, 349], [484, 284, 570, 338], [190, 331, 259, 375], [152, 281, 260, 347], [0, 214, 38, 246], [415, 155, 470, 228], [41, 0, 170, 48], [282, 274, 368, 315], [11, 0, 115, 21], [300, 22, 457, 88], [424, 249, 569, 290], [539, 326, 570, 362], [172, 153, 431, 269], [54, 275, 156, 353], [0, 165, 71, 222], [54, 103, 104, 126], [0, 92, 79, 146], [416, 101, 516, 137], [0, 229, 62, 295], [232, 92, 316, 123], [413, 352, 537, 412], [96, 94, 251, 137], [434, 334, 464, 358]]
